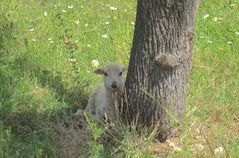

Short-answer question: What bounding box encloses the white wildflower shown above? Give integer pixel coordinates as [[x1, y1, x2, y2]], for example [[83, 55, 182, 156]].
[[208, 40, 213, 44], [102, 34, 109, 38], [227, 41, 232, 45], [214, 147, 224, 155], [75, 40, 79, 43], [109, 6, 117, 10], [68, 5, 73, 9], [235, 32, 239, 35], [44, 11, 48, 16], [105, 21, 110, 25], [169, 142, 175, 147], [85, 23, 88, 27], [68, 58, 76, 62], [29, 28, 35, 32], [195, 135, 203, 139], [62, 10, 67, 13], [75, 20, 80, 25], [230, 4, 236, 7], [130, 22, 135, 26], [87, 44, 91, 47], [195, 144, 204, 151], [32, 39, 36, 42], [166, 140, 175, 147], [196, 128, 200, 134], [92, 60, 99, 67], [48, 38, 53, 43], [203, 14, 209, 19]]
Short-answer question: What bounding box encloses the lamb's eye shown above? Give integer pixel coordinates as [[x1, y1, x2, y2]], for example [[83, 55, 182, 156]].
[[104, 72, 108, 76], [119, 72, 122, 76]]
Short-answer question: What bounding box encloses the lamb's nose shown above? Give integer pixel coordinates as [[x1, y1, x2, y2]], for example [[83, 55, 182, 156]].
[[111, 81, 117, 89]]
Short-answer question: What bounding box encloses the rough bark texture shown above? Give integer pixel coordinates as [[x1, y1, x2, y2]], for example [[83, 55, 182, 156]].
[[124, 0, 197, 142]]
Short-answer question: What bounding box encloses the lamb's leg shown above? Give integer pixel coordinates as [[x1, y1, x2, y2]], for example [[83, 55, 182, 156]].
[[74, 93, 96, 117]]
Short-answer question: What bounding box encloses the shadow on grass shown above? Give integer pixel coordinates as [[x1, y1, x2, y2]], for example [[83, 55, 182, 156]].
[[13, 55, 88, 109], [0, 14, 91, 157], [1, 10, 89, 114], [0, 52, 90, 157], [0, 50, 90, 127]]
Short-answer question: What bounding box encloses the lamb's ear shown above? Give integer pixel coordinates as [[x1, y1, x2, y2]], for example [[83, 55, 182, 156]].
[[122, 67, 128, 72], [94, 68, 105, 75]]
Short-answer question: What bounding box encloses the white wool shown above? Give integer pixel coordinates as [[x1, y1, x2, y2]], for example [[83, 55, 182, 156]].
[[75, 63, 126, 121]]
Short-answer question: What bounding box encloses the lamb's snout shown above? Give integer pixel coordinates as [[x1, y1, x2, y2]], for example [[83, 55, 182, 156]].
[[111, 81, 117, 89]]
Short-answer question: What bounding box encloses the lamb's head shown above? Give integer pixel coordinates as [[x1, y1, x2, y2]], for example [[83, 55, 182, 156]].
[[94, 63, 127, 92]]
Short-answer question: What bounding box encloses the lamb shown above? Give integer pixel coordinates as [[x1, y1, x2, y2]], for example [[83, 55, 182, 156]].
[[75, 63, 126, 121]]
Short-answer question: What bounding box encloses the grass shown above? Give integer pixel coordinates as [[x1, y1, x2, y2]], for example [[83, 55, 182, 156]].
[[0, 0, 239, 157]]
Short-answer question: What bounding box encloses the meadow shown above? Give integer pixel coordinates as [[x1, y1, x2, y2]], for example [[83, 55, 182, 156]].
[[0, 0, 238, 157]]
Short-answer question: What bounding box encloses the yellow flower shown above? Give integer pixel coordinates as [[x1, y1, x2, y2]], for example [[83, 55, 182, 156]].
[[219, 47, 224, 51], [213, 17, 218, 22], [92, 60, 99, 67], [174, 146, 183, 153]]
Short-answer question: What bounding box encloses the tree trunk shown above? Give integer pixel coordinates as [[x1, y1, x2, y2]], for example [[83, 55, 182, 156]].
[[124, 0, 197, 142]]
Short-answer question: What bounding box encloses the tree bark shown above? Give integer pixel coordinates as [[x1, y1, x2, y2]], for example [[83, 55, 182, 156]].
[[124, 0, 197, 142]]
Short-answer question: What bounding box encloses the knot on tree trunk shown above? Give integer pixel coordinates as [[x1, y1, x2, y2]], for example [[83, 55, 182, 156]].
[[155, 54, 177, 69]]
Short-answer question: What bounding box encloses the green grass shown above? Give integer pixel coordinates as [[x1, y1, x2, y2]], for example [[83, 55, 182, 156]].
[[0, 0, 239, 157]]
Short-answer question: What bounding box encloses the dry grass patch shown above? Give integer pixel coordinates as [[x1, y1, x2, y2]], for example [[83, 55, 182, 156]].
[[47, 115, 92, 158]]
